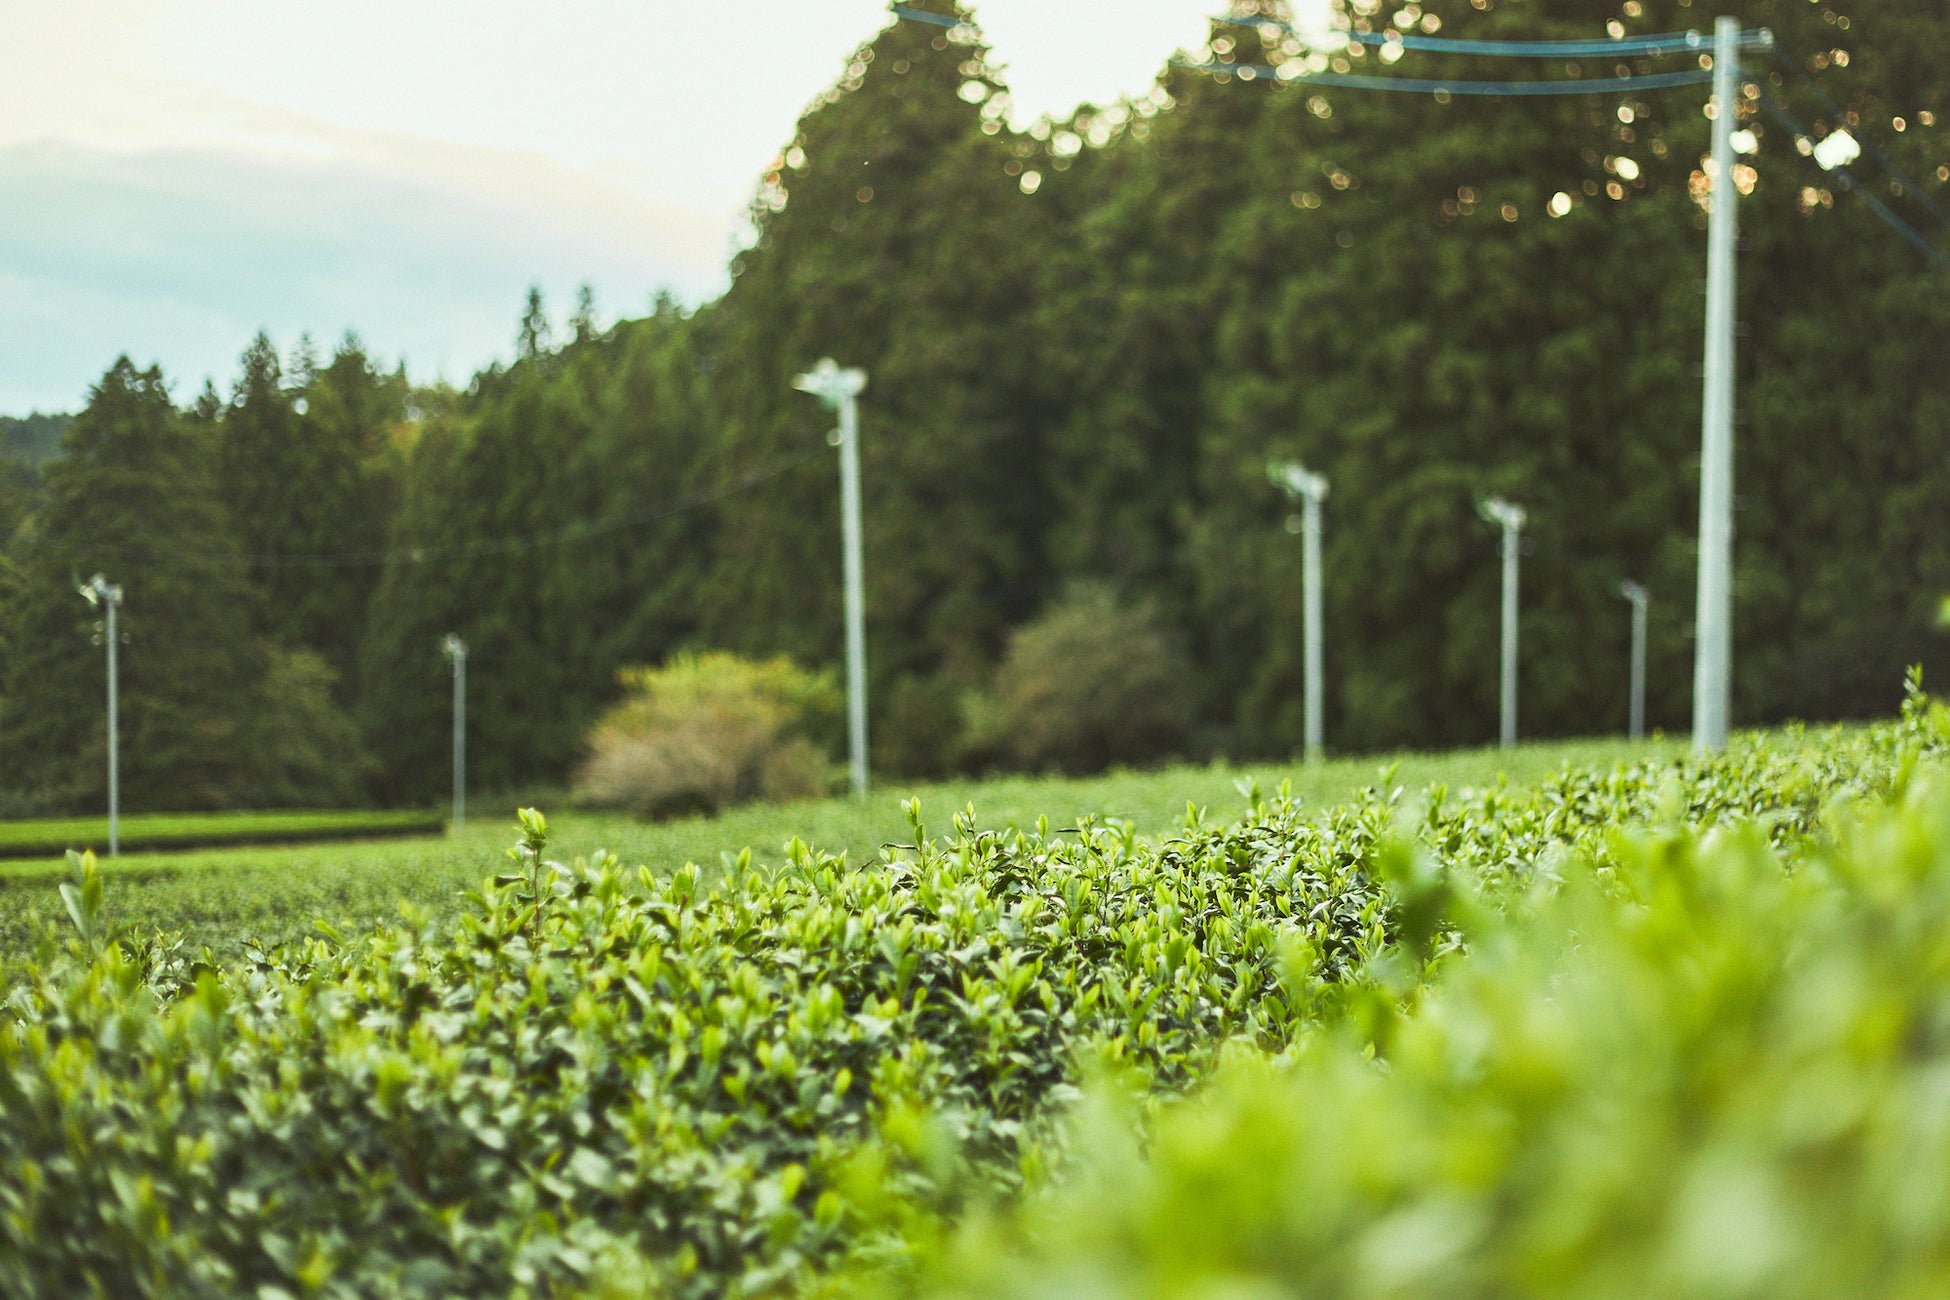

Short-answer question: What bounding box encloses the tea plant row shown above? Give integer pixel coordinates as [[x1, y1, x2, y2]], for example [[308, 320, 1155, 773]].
[[853, 698, 1950, 1296], [0, 692, 1941, 1296]]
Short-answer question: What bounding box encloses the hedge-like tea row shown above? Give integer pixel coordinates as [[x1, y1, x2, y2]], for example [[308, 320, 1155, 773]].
[[869, 714, 1950, 1297], [0, 694, 1940, 1297], [0, 808, 446, 863], [0, 800, 1386, 1298]]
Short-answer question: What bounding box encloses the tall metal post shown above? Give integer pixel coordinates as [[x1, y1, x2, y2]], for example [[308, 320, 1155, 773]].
[[79, 574, 123, 856], [1270, 461, 1329, 763], [1693, 15, 1741, 751], [106, 592, 118, 855], [1619, 580, 1649, 741], [442, 634, 467, 831], [1478, 498, 1526, 749], [794, 358, 871, 797]]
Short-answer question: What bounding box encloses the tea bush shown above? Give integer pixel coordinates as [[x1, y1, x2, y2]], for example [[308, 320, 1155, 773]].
[[868, 723, 1950, 1297], [0, 795, 1400, 1297], [0, 688, 1939, 1296], [574, 651, 839, 819], [0, 736, 1661, 965]]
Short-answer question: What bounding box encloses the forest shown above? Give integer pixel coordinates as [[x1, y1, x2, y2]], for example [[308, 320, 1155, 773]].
[[0, 0, 1945, 814]]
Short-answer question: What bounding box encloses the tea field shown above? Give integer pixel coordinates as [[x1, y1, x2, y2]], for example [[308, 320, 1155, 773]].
[[0, 734, 1668, 961], [2, 698, 1946, 1297]]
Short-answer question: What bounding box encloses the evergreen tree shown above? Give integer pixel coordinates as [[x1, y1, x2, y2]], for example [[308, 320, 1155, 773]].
[[0, 550, 21, 797], [0, 413, 72, 466], [1182, 0, 1717, 750], [518, 286, 551, 361], [357, 305, 719, 801], [1017, 2, 1299, 756], [1731, 0, 1950, 720], [8, 0, 1944, 795], [217, 333, 296, 564], [289, 336, 408, 688], [215, 333, 404, 686], [570, 284, 599, 344], [704, 1, 1060, 775], [356, 397, 470, 803], [0, 359, 270, 811], [0, 459, 35, 548]]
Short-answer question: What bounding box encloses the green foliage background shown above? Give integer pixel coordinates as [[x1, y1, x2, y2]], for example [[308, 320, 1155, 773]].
[[973, 584, 1198, 775]]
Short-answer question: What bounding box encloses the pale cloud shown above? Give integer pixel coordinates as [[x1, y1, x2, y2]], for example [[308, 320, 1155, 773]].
[[0, 130, 724, 411], [1, 1, 227, 152], [1, 0, 1244, 414]]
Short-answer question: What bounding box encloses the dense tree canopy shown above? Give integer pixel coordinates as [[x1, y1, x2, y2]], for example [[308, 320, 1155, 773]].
[[0, 361, 275, 810]]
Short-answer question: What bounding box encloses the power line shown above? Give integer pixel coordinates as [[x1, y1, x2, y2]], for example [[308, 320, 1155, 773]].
[[1759, 96, 1950, 268], [891, 4, 1767, 69], [893, 2, 1945, 257], [34, 443, 832, 571], [1172, 59, 1715, 98], [1769, 44, 1949, 230], [1175, 22, 1949, 268], [1211, 15, 1773, 61], [115, 634, 263, 655], [890, 5, 961, 31]]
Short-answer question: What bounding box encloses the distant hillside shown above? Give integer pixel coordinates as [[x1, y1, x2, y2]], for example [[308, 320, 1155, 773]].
[[0, 413, 70, 466]]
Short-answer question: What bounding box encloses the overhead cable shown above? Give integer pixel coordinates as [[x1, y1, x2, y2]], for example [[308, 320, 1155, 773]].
[[890, 5, 962, 30], [1172, 59, 1715, 97], [1769, 43, 1949, 229], [1759, 96, 1950, 268], [1210, 14, 1773, 61]]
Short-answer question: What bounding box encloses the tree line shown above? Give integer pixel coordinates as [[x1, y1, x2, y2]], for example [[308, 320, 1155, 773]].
[[1, 0, 1945, 813]]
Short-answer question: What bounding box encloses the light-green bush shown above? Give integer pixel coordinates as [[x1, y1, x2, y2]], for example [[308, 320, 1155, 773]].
[[574, 651, 840, 818]]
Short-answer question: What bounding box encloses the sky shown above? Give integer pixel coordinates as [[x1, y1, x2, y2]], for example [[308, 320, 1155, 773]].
[[0, 0, 1295, 416]]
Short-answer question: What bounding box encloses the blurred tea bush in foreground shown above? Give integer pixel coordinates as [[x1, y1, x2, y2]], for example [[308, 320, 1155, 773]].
[[842, 692, 1950, 1298]]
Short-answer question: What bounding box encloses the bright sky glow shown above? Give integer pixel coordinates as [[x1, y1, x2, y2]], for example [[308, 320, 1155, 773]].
[[2, 1, 1312, 414]]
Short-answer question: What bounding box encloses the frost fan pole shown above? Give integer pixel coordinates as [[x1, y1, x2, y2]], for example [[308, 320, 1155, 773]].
[[79, 574, 123, 856], [1619, 580, 1649, 741], [794, 358, 871, 797], [1478, 497, 1526, 750], [1693, 15, 1741, 752], [1270, 461, 1329, 763], [442, 634, 467, 831]]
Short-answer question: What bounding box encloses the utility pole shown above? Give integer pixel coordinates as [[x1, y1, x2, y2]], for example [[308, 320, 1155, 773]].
[[1693, 14, 1741, 752], [793, 357, 871, 797], [1478, 497, 1526, 749], [1269, 461, 1328, 763], [441, 634, 467, 831], [78, 574, 123, 856], [1619, 580, 1649, 741]]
